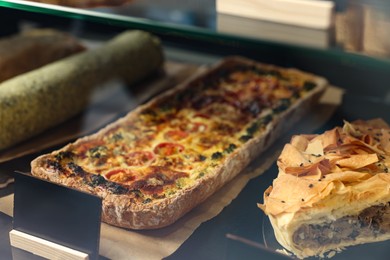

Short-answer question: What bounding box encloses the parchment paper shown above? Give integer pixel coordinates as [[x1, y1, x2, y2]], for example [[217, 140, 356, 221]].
[[0, 86, 343, 259]]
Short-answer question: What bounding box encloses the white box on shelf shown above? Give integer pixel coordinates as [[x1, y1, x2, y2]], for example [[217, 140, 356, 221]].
[[216, 0, 335, 29], [217, 13, 333, 48]]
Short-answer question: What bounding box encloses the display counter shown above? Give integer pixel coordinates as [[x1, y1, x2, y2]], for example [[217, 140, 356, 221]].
[[0, 1, 389, 259]]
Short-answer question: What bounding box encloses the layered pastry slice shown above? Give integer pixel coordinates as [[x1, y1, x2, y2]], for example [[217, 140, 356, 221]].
[[259, 119, 390, 258]]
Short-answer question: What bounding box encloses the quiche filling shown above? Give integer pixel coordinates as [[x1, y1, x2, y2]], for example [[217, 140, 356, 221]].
[[43, 62, 319, 203], [293, 202, 390, 249]]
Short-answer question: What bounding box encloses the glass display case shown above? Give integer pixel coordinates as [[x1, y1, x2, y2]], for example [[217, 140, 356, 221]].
[[0, 1, 389, 259]]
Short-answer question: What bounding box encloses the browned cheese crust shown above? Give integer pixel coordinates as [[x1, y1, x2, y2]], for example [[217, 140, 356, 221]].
[[31, 56, 328, 229]]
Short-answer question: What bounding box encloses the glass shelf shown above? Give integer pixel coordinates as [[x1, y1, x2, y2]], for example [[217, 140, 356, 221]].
[[1, 0, 390, 61], [1, 0, 389, 101]]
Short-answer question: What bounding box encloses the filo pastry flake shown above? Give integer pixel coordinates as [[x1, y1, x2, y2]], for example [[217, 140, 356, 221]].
[[259, 119, 390, 258]]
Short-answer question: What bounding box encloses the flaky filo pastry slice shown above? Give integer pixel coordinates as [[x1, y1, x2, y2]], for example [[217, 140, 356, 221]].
[[259, 119, 390, 259]]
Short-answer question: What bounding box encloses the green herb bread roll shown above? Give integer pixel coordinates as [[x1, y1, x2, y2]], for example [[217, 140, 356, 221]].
[[0, 30, 164, 151]]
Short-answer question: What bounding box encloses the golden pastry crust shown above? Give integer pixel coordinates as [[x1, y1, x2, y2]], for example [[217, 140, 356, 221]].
[[259, 119, 390, 258], [31, 56, 327, 229]]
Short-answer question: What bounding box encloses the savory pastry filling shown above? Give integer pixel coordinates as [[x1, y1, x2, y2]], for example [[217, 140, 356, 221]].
[[293, 202, 390, 249], [259, 118, 390, 258]]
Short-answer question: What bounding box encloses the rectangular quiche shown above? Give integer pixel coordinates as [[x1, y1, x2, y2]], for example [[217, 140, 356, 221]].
[[31, 56, 328, 229]]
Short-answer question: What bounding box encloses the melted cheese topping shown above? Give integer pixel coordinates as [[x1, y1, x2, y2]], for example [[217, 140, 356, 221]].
[[45, 61, 319, 203]]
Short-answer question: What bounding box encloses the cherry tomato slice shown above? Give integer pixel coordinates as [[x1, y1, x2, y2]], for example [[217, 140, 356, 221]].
[[164, 130, 188, 141], [154, 142, 184, 156], [125, 151, 155, 166]]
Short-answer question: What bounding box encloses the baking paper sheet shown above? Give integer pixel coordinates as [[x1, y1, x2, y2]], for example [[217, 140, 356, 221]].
[[0, 85, 343, 259]]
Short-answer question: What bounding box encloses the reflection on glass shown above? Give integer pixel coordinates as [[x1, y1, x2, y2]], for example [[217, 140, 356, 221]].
[[92, 0, 216, 29], [2, 0, 390, 59], [21, 0, 134, 8]]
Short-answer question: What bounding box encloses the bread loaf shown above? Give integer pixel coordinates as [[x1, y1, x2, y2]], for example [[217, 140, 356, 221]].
[[0, 30, 163, 151], [0, 28, 85, 83]]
